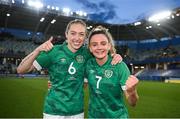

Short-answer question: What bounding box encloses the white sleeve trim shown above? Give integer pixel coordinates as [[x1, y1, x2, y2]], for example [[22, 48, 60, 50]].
[[121, 85, 127, 91], [33, 60, 42, 71], [84, 78, 88, 83]]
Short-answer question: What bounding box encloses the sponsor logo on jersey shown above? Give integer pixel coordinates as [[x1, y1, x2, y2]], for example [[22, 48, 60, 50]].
[[68, 76, 76, 80], [60, 58, 66, 63], [104, 70, 113, 78], [76, 55, 84, 63]]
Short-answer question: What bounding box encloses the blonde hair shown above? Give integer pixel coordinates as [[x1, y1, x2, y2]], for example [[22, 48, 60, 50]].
[[88, 25, 116, 54], [65, 19, 87, 35]]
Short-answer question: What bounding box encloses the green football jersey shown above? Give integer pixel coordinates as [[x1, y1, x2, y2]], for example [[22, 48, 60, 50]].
[[33, 43, 91, 116], [85, 56, 130, 118]]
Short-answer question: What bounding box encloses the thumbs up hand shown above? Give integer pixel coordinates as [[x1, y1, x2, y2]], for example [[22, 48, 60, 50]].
[[35, 36, 54, 53]]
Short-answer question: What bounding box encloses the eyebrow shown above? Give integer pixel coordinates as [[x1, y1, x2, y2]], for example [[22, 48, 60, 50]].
[[70, 31, 85, 34]]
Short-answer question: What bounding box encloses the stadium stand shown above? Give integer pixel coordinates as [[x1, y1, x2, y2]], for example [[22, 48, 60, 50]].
[[0, 1, 180, 82]]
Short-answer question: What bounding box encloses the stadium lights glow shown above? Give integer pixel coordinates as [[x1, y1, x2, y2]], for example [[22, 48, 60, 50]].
[[27, 0, 43, 9], [12, 0, 15, 4], [134, 21, 141, 26], [51, 6, 55, 10], [87, 25, 93, 30], [84, 12, 87, 17], [134, 66, 139, 69], [6, 13, 10, 17], [22, 0, 25, 4], [51, 19, 56, 24], [55, 7, 59, 11], [148, 11, 172, 22], [40, 17, 45, 22], [62, 8, 71, 15], [77, 11, 83, 16], [146, 26, 152, 29], [76, 11, 87, 17], [140, 66, 145, 69], [47, 5, 50, 9]]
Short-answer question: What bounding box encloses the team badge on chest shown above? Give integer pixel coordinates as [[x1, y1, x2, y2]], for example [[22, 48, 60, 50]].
[[76, 55, 84, 63], [104, 70, 113, 78]]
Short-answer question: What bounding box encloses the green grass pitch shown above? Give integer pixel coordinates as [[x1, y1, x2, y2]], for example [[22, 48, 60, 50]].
[[0, 77, 180, 118]]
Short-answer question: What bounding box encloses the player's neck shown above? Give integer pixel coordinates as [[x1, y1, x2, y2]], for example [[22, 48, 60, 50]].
[[67, 45, 78, 53], [96, 55, 108, 66]]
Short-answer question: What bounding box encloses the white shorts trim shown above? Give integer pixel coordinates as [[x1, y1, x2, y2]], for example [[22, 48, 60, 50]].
[[43, 112, 84, 119]]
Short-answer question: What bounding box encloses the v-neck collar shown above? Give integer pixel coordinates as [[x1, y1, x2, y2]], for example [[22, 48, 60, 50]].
[[93, 55, 112, 68]]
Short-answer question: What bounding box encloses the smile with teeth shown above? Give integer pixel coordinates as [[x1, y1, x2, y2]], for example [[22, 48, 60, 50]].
[[73, 42, 81, 45], [95, 50, 105, 54]]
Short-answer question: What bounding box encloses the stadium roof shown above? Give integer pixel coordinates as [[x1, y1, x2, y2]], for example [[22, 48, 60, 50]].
[[0, 2, 180, 41]]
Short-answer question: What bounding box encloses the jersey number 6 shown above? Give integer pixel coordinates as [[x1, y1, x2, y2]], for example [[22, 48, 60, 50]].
[[68, 62, 76, 75]]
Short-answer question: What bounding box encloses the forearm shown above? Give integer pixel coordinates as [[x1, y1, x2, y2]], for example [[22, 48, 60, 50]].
[[17, 49, 40, 74], [126, 89, 139, 107]]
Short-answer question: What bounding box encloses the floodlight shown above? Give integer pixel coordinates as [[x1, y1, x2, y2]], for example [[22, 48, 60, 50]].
[[148, 11, 171, 22], [141, 66, 145, 69], [134, 66, 139, 69], [51, 19, 56, 24], [76, 11, 87, 17], [146, 26, 152, 29], [27, 0, 43, 9], [78, 11, 84, 16], [134, 22, 141, 26], [62, 8, 71, 15], [84, 12, 87, 17], [47, 5, 50, 9], [51, 6, 55, 10], [6, 13, 10, 17], [55, 7, 59, 11], [12, 0, 15, 4], [40, 17, 45, 22]]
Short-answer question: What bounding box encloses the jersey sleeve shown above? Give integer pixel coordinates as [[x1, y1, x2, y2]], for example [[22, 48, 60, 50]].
[[118, 62, 130, 90], [33, 51, 51, 70]]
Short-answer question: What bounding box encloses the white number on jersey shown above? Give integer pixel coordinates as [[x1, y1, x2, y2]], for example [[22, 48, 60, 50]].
[[68, 62, 76, 74], [96, 75, 102, 89]]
